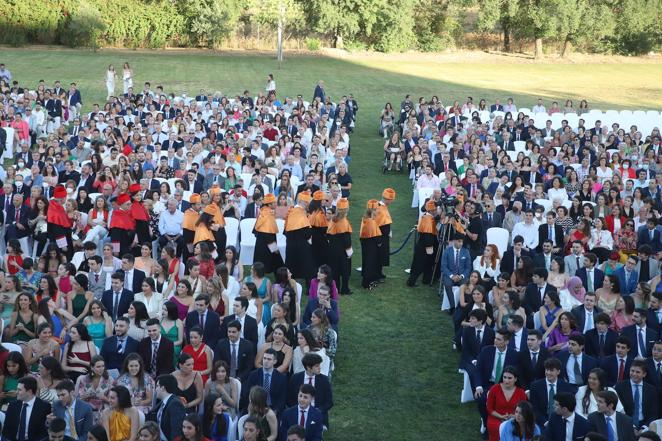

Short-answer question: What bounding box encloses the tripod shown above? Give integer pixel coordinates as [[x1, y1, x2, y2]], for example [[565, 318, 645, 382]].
[[429, 216, 455, 286]]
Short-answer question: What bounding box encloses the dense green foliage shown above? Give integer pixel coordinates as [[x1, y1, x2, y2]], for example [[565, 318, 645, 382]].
[[0, 0, 660, 54]]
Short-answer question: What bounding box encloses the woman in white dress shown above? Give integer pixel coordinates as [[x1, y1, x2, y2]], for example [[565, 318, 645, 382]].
[[105, 65, 116, 99], [122, 62, 133, 95], [574, 367, 623, 418], [265, 73, 276, 95]]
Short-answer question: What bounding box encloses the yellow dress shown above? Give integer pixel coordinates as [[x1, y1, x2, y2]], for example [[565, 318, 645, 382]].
[[109, 410, 132, 441]]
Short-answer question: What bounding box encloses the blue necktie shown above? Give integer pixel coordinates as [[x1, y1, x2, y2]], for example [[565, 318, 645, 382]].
[[638, 328, 646, 357], [17, 402, 27, 441], [633, 384, 641, 427], [264, 372, 272, 405], [606, 416, 615, 441]]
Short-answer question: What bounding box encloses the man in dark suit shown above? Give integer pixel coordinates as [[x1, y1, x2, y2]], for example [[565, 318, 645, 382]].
[[557, 334, 598, 386], [101, 272, 134, 321], [500, 236, 528, 277], [43, 418, 76, 441], [242, 194, 262, 220], [601, 337, 635, 386], [532, 240, 559, 272], [529, 358, 577, 427], [301, 287, 338, 331], [506, 315, 527, 352], [3, 193, 31, 244], [584, 313, 617, 359], [571, 292, 602, 334], [518, 330, 549, 388], [544, 392, 590, 441], [490, 99, 503, 113], [481, 203, 503, 241], [638, 219, 662, 254], [537, 212, 564, 254], [139, 319, 175, 378], [51, 379, 93, 441], [588, 390, 635, 441], [296, 174, 320, 198], [120, 254, 146, 294], [213, 320, 255, 382], [279, 384, 324, 441], [2, 376, 51, 441], [576, 253, 605, 293], [644, 341, 662, 395], [472, 330, 519, 427], [241, 349, 288, 414], [184, 294, 220, 345], [287, 353, 333, 427], [523, 268, 555, 328], [459, 310, 495, 368], [614, 359, 659, 430], [621, 309, 659, 358], [149, 374, 186, 441], [219, 298, 259, 348], [100, 317, 139, 371]]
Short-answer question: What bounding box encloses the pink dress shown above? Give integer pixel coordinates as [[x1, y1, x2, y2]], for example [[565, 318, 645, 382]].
[[169, 296, 190, 321], [308, 278, 338, 300], [58, 276, 73, 295]]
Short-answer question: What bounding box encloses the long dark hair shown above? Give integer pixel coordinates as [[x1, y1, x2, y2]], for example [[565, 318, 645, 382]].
[[4, 351, 29, 378], [130, 301, 149, 328], [121, 353, 146, 389], [582, 367, 607, 415], [203, 395, 229, 439], [87, 425, 109, 441], [182, 413, 204, 441], [512, 400, 536, 439]]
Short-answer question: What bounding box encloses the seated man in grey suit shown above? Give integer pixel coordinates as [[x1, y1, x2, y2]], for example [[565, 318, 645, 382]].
[[87, 256, 108, 300], [49, 379, 94, 441]]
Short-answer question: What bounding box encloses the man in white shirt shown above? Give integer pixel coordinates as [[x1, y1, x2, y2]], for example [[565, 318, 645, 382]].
[[545, 392, 589, 441], [416, 164, 440, 190], [158, 198, 184, 254], [153, 375, 186, 441], [564, 240, 585, 277], [532, 98, 546, 114], [511, 210, 539, 252]]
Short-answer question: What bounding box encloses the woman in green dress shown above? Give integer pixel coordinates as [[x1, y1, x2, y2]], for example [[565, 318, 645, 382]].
[[0, 351, 29, 406], [68, 274, 94, 323], [84, 300, 113, 350], [8, 292, 38, 344], [161, 301, 184, 365], [0, 275, 21, 323]]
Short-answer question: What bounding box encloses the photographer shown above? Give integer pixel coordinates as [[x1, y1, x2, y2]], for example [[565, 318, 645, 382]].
[[464, 201, 484, 259]]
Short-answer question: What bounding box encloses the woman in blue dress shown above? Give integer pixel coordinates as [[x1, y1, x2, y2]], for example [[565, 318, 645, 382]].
[[245, 262, 272, 327], [499, 401, 541, 441]]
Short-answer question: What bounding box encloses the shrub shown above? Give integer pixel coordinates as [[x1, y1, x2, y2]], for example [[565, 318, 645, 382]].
[[306, 37, 321, 51]]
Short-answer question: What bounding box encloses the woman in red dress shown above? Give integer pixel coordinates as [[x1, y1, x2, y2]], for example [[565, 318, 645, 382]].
[[486, 365, 527, 441], [182, 327, 213, 385]]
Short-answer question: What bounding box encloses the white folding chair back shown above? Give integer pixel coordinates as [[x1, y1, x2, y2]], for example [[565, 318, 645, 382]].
[[486, 227, 510, 258], [276, 219, 287, 260], [71, 251, 86, 269], [513, 141, 526, 152], [460, 369, 475, 403], [535, 199, 553, 213], [239, 218, 257, 265], [3, 342, 21, 353], [241, 173, 254, 187], [225, 217, 240, 249]]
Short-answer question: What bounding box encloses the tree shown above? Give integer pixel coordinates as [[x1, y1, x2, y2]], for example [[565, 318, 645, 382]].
[[250, 0, 303, 63], [66, 0, 105, 51], [555, 0, 614, 57], [180, 0, 242, 48], [516, 0, 561, 58], [298, 0, 381, 48], [475, 0, 520, 52]]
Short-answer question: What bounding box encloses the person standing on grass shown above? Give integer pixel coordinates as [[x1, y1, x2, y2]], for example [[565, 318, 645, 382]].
[[376, 188, 395, 280], [359, 199, 382, 290]]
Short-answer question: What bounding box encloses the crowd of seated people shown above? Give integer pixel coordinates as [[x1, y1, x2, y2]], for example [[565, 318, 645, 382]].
[[390, 93, 662, 440], [0, 64, 365, 441]]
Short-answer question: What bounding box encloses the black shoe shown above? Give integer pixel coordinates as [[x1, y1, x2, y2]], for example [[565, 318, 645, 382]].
[[406, 280, 417, 287], [340, 290, 353, 295], [447, 307, 455, 316]]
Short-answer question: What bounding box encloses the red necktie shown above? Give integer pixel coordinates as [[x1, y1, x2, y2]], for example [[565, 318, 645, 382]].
[[299, 410, 305, 426], [15, 208, 20, 223], [618, 359, 625, 381]]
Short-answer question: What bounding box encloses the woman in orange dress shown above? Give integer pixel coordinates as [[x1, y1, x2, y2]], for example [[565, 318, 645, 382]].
[[182, 327, 213, 385], [485, 366, 527, 441], [101, 385, 140, 441]]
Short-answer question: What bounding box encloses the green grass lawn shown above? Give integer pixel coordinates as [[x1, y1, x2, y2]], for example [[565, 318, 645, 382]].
[[3, 48, 661, 440]]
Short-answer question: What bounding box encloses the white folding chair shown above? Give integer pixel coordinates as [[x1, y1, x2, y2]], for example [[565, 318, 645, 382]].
[[3, 342, 21, 353], [71, 251, 86, 269], [276, 219, 287, 260], [506, 151, 519, 162], [441, 286, 460, 311], [535, 199, 553, 213], [417, 188, 434, 214], [239, 218, 257, 265], [513, 141, 526, 152], [459, 369, 475, 403], [518, 108, 531, 116], [225, 217, 240, 249], [486, 227, 509, 258], [240, 173, 254, 187]]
